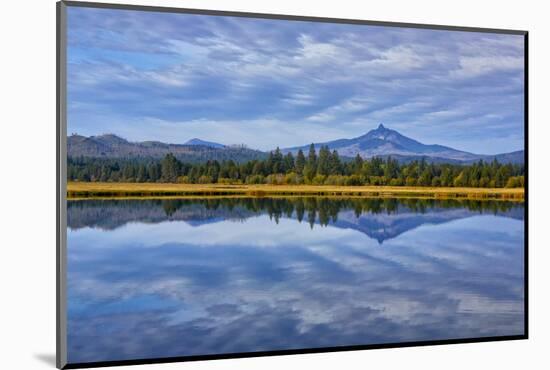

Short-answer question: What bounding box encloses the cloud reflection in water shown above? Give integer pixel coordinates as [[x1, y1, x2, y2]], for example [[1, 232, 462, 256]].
[[67, 198, 524, 363]]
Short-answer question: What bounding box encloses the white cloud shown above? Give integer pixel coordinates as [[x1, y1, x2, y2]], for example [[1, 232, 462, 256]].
[[306, 96, 376, 122], [69, 61, 190, 88], [281, 92, 317, 106], [294, 33, 347, 66], [68, 9, 525, 154], [451, 55, 524, 79]]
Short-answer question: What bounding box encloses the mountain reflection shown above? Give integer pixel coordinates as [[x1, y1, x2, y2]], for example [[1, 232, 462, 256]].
[[67, 198, 525, 363], [68, 197, 524, 243]]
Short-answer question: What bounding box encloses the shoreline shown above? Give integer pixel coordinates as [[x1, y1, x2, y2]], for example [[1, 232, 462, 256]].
[[67, 182, 525, 201]]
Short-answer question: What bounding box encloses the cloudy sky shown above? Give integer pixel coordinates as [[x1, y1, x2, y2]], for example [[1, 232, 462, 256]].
[[67, 6, 525, 154]]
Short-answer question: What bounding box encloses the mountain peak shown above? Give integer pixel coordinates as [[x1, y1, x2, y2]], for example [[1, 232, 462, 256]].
[[184, 138, 225, 149], [283, 124, 485, 163], [96, 133, 123, 138], [364, 123, 395, 139], [94, 134, 128, 143], [368, 123, 391, 136]]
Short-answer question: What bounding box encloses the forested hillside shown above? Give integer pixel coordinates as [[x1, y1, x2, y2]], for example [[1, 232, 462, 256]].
[[68, 144, 524, 188]]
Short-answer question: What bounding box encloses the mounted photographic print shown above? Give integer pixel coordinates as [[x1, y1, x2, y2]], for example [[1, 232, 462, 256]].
[[57, 1, 528, 368]]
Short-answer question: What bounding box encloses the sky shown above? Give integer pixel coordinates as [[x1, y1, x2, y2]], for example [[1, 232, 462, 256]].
[[67, 6, 525, 154]]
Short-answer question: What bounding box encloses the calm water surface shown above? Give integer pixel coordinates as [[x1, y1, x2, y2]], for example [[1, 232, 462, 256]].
[[67, 197, 525, 363]]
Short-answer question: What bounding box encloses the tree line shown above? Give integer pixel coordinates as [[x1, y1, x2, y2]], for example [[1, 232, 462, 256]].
[[69, 197, 522, 232], [68, 144, 525, 188], [156, 197, 523, 223]]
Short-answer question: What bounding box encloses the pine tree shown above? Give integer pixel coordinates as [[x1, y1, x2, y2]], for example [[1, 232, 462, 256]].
[[148, 163, 159, 182], [384, 157, 399, 180], [137, 164, 147, 182], [329, 150, 342, 175], [307, 144, 317, 167], [353, 154, 364, 174], [304, 144, 317, 181], [272, 147, 284, 173], [317, 146, 331, 176], [284, 152, 295, 173], [161, 153, 179, 182], [252, 161, 264, 175], [295, 149, 306, 175]]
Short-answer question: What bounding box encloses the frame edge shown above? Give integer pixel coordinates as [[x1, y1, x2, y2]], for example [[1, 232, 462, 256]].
[[523, 31, 529, 339], [57, 1, 68, 369], [61, 0, 527, 35], [56, 2, 529, 368]]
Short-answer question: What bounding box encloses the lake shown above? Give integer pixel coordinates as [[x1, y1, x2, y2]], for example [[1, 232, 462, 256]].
[[67, 197, 525, 363]]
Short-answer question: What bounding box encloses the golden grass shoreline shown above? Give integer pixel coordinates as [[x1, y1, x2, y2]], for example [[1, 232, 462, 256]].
[[67, 182, 524, 201]]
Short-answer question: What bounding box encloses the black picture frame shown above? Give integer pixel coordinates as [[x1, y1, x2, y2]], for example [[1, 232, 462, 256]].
[[56, 1, 529, 368]]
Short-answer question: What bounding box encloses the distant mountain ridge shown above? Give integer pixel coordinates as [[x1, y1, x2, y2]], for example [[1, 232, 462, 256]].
[[67, 134, 265, 163], [183, 138, 225, 149], [282, 124, 524, 164], [68, 125, 524, 164]]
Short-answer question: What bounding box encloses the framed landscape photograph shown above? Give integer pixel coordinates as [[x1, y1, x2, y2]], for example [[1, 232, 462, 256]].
[[57, 1, 528, 368]]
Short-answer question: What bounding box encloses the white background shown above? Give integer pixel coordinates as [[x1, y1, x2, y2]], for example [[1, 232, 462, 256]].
[[0, 0, 548, 369]]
